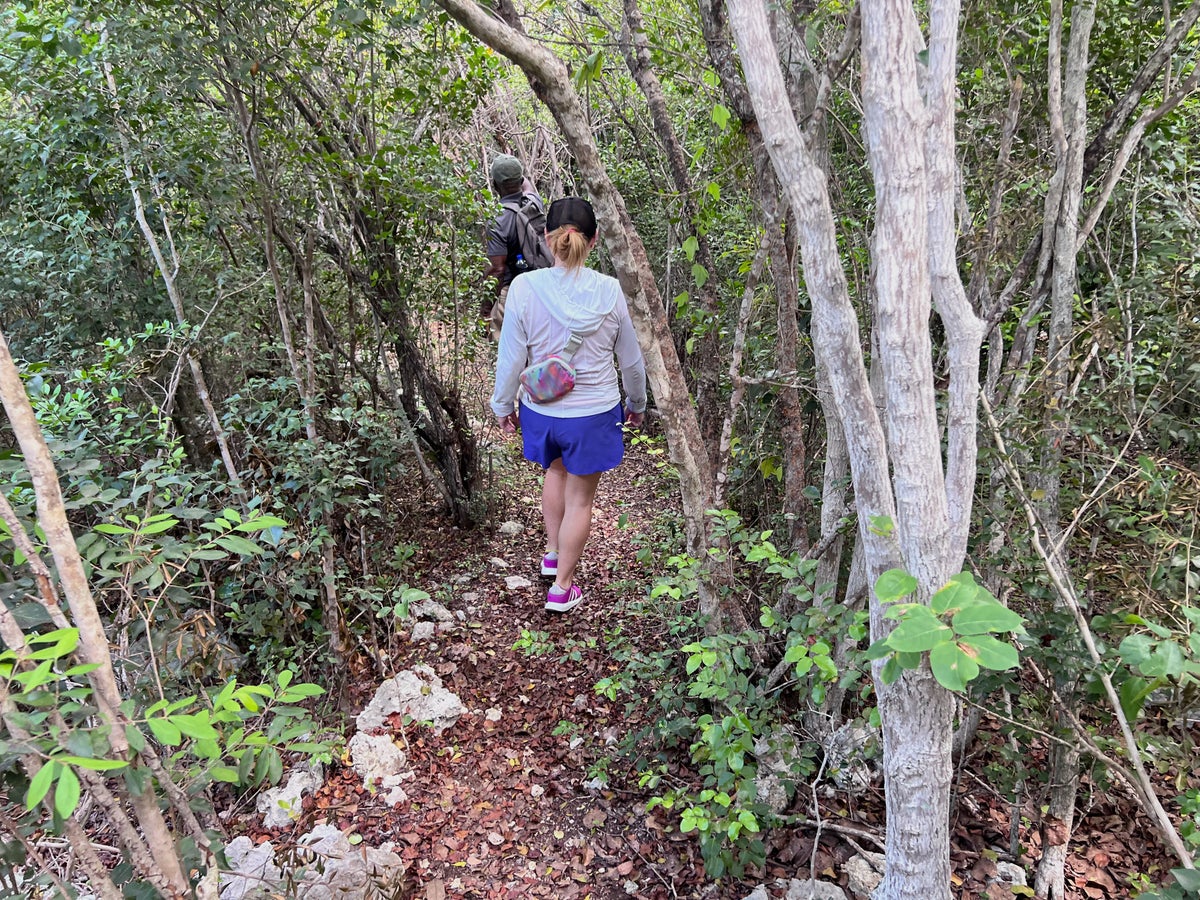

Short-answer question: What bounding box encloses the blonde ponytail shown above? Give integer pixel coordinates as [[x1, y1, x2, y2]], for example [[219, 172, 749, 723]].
[[546, 226, 591, 270]]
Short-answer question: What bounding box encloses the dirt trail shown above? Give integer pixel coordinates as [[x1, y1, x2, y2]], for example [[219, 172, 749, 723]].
[[293, 437, 731, 899]]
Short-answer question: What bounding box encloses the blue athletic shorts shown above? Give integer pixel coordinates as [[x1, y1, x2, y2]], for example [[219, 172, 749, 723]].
[[519, 402, 625, 475]]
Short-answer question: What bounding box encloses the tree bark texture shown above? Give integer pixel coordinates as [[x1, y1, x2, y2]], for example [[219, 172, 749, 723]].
[[726, 0, 991, 893]]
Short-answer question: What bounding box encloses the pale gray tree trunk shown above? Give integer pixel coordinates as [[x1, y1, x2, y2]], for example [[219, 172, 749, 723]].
[[727, 0, 985, 894], [1031, 1, 1097, 895]]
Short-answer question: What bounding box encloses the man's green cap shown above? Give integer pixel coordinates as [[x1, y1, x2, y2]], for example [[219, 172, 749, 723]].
[[490, 153, 524, 184]]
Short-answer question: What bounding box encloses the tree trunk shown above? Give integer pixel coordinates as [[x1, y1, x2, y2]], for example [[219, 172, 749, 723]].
[[1031, 1, 1097, 894], [726, 0, 986, 894], [619, 0, 724, 462]]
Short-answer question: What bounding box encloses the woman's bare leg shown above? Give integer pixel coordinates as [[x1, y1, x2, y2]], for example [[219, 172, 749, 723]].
[[554, 470, 603, 591]]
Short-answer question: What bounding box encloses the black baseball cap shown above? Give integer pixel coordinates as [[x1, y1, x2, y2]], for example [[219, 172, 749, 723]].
[[546, 197, 597, 240]]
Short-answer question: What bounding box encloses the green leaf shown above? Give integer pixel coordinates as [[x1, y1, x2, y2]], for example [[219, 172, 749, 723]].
[[1118, 676, 1156, 721], [887, 607, 952, 653], [234, 516, 289, 533], [957, 634, 1019, 671], [929, 642, 979, 692], [147, 718, 182, 746], [58, 756, 128, 771], [879, 655, 902, 685], [930, 574, 979, 615], [137, 517, 178, 535], [1119, 633, 1154, 666], [951, 598, 1023, 635], [124, 725, 146, 753], [211, 766, 240, 784], [875, 569, 917, 603], [169, 713, 219, 741], [55, 766, 81, 818], [1141, 641, 1186, 678], [214, 535, 264, 557], [864, 639, 892, 661], [26, 761, 56, 808], [93, 523, 134, 535], [1171, 868, 1200, 891]]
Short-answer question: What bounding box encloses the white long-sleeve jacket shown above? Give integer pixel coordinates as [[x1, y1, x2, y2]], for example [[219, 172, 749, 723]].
[[490, 266, 647, 418]]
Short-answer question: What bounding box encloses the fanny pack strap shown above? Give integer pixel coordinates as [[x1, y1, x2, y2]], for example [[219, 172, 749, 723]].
[[560, 331, 585, 363]]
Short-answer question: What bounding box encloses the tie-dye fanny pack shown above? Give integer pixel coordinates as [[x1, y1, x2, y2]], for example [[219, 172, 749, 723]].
[[520, 332, 585, 403]]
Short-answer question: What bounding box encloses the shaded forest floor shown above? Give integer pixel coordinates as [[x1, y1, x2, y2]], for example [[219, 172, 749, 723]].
[[228, 430, 1182, 900]]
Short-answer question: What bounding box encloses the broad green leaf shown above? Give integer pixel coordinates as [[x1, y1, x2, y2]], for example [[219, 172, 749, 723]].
[[879, 655, 902, 685], [886, 607, 952, 653], [1118, 676, 1157, 722], [1171, 868, 1200, 891], [170, 713, 218, 741], [930, 642, 979, 692], [931, 575, 978, 615], [214, 535, 264, 557], [124, 724, 146, 753], [147, 718, 182, 746], [1141, 641, 1185, 678], [957, 634, 1019, 671], [234, 516, 289, 533], [864, 640, 892, 661], [875, 569, 917, 603], [1118, 633, 1155, 667], [55, 766, 81, 818], [951, 598, 1023, 635], [93, 523, 134, 535], [26, 761, 56, 808]]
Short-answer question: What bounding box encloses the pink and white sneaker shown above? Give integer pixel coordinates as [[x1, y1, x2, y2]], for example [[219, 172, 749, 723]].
[[545, 583, 583, 613]]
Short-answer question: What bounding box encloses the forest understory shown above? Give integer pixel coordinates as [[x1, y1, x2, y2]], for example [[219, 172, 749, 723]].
[[199, 435, 1188, 900]]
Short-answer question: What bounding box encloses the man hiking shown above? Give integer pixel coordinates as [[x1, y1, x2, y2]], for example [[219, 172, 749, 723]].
[[482, 153, 553, 340]]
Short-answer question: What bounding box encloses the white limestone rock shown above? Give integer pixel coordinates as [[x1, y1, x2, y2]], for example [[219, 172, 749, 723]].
[[294, 825, 405, 898], [844, 851, 886, 898], [219, 836, 281, 900], [785, 879, 848, 900], [356, 666, 465, 734], [410, 597, 454, 621], [256, 762, 323, 830]]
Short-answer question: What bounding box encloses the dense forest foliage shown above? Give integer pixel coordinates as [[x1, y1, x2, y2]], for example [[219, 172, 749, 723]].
[[1, 0, 1198, 897]]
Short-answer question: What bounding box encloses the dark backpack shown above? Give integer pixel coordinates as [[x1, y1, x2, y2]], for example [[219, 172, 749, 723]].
[[501, 195, 555, 271]]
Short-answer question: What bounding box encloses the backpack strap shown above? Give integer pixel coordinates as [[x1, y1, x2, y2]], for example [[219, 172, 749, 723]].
[[561, 331, 585, 362]]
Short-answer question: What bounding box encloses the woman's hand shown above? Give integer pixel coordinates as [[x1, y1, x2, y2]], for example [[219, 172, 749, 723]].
[[497, 411, 520, 434], [624, 408, 645, 429]]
